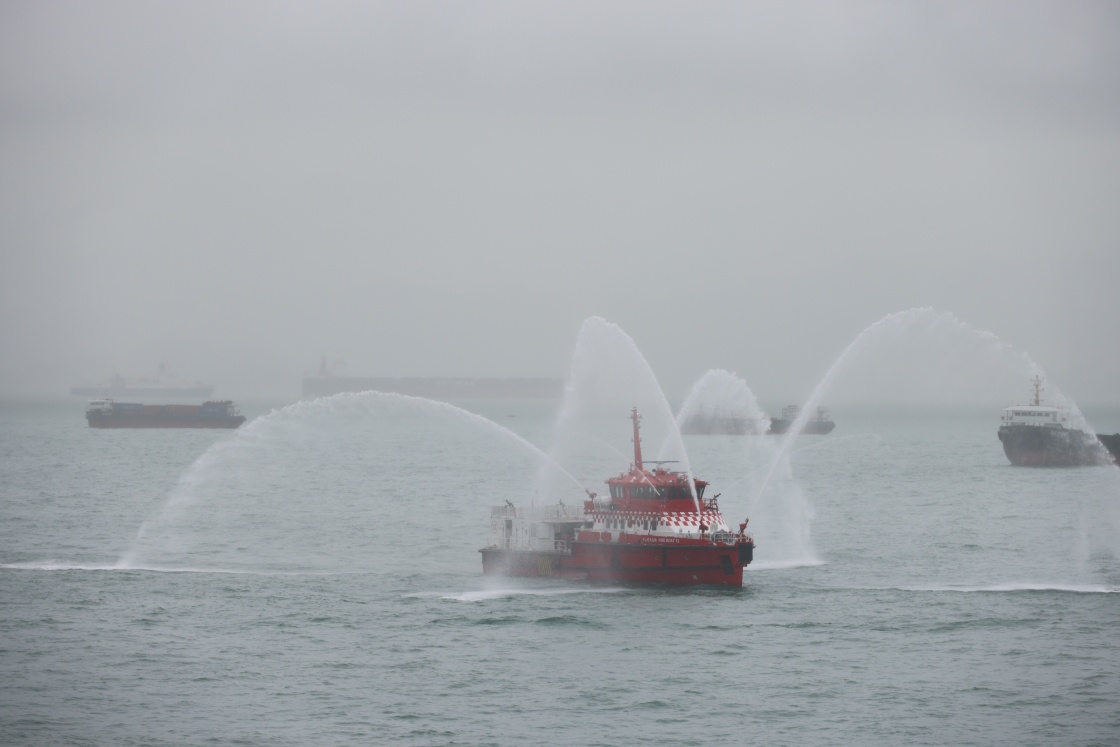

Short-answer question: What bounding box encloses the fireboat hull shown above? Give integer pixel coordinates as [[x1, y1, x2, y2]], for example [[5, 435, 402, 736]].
[[480, 539, 753, 586]]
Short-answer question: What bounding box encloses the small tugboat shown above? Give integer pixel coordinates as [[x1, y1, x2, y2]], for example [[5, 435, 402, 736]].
[[480, 408, 755, 585], [86, 399, 246, 429], [997, 377, 1113, 466], [767, 405, 835, 435]]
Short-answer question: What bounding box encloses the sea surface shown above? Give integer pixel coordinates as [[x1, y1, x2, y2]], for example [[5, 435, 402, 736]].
[[2, 397, 1119, 746]]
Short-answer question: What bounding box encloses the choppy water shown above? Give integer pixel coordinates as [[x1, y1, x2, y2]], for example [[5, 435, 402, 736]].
[[2, 398, 1119, 746]]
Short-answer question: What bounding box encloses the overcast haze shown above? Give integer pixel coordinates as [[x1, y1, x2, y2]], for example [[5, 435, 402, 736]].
[[2, 1, 1118, 406]]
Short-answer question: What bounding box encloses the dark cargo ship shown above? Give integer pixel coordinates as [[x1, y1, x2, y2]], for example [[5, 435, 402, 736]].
[[86, 399, 245, 429], [767, 405, 835, 435], [997, 377, 1115, 467]]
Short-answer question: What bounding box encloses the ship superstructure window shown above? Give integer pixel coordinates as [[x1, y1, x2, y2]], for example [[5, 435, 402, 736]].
[[610, 482, 707, 501]]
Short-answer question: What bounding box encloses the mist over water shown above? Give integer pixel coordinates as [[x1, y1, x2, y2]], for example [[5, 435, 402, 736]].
[[3, 310, 1120, 746], [117, 309, 1120, 579], [5, 3, 1120, 742]]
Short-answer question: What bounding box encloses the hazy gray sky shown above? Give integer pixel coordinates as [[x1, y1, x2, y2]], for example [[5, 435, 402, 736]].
[[3, 1, 1118, 405]]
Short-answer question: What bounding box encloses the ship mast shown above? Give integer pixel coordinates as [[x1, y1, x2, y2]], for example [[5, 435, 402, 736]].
[[1030, 375, 1043, 407], [631, 406, 643, 470]]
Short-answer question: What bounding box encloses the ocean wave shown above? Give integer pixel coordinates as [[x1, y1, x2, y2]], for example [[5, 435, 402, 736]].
[[0, 561, 125, 572], [0, 562, 345, 576], [428, 587, 629, 602], [898, 583, 1117, 594], [748, 559, 827, 571]]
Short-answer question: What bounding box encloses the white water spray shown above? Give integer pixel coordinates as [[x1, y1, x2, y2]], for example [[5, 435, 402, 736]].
[[677, 368, 769, 436], [539, 317, 701, 514], [756, 308, 1052, 505], [119, 391, 589, 569], [751, 306, 1120, 572], [676, 368, 820, 565]]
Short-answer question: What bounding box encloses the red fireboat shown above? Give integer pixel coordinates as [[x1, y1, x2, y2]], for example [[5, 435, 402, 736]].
[[480, 408, 755, 586]]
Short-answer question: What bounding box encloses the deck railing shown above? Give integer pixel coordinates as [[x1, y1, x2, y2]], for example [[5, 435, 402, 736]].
[[489, 503, 581, 521]]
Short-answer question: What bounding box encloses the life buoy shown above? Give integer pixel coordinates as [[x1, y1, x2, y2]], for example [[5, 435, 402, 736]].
[[490, 521, 498, 531]]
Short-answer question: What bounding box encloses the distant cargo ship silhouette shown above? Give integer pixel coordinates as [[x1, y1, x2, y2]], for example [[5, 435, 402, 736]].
[[302, 357, 563, 399], [71, 364, 214, 399], [680, 404, 835, 435]]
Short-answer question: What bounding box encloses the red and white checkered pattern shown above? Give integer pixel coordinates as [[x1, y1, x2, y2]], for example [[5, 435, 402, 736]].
[[592, 511, 724, 527], [658, 511, 724, 527]]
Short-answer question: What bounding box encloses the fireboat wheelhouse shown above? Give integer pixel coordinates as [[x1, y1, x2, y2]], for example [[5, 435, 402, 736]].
[[480, 408, 755, 586]]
